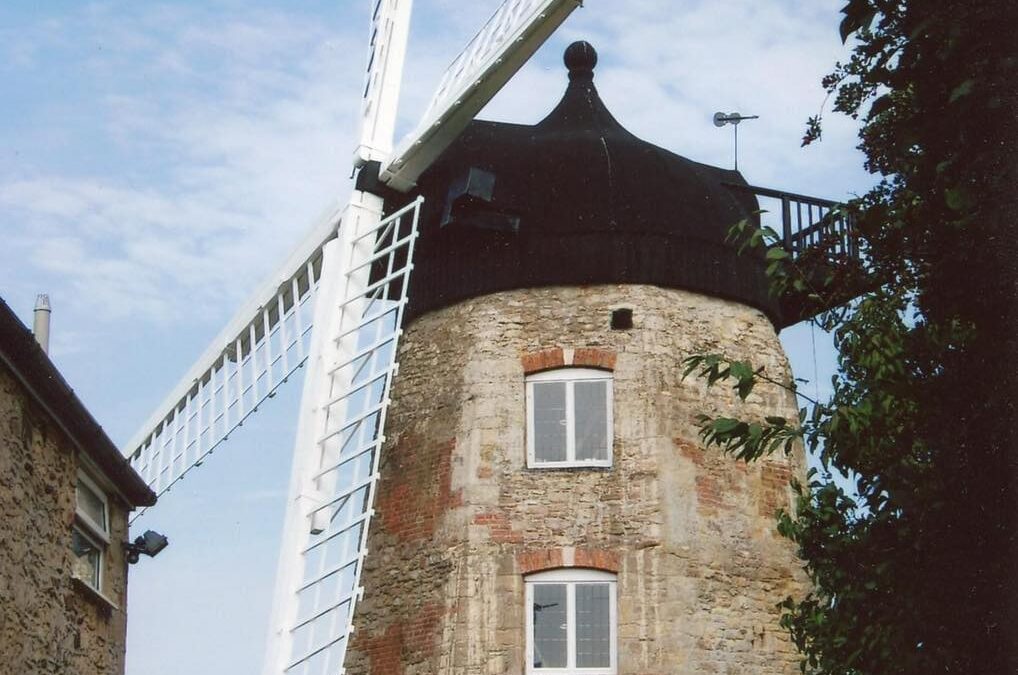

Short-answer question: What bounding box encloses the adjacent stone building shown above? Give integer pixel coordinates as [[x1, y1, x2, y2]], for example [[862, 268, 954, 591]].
[[345, 43, 807, 674], [0, 297, 156, 673]]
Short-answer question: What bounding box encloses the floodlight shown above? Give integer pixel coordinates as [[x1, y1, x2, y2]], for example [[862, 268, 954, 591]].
[[125, 530, 169, 564]]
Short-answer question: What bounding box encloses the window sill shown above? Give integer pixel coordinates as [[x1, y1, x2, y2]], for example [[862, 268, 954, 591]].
[[526, 461, 613, 471], [71, 576, 119, 614]]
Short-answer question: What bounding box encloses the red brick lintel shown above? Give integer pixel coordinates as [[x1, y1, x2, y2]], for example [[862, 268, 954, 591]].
[[516, 548, 621, 575], [520, 347, 617, 375]]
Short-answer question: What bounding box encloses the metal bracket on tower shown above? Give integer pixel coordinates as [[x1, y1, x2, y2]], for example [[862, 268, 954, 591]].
[[354, 160, 403, 203]]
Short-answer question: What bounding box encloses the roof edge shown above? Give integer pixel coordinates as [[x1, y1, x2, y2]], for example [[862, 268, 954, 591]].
[[0, 298, 156, 508]]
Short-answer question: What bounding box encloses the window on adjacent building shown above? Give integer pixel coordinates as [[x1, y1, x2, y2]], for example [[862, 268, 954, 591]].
[[71, 529, 102, 589], [72, 471, 109, 592], [526, 368, 612, 468], [526, 569, 617, 674]]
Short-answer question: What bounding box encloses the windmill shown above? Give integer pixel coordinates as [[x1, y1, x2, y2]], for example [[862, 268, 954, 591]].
[[120, 1, 864, 673], [122, 1, 586, 672]]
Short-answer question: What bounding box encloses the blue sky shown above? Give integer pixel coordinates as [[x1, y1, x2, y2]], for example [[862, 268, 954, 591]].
[[1, 2, 873, 673]]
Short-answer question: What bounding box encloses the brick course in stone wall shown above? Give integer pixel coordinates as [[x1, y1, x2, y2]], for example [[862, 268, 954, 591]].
[[520, 346, 617, 374], [346, 284, 807, 674]]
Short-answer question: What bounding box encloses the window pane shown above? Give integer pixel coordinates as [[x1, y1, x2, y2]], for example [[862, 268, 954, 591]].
[[71, 529, 101, 589], [76, 478, 107, 532], [576, 582, 611, 667], [574, 381, 608, 461], [532, 584, 567, 668], [532, 382, 567, 463]]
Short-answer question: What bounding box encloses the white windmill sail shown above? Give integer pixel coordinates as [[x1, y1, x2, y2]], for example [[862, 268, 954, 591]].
[[122, 208, 338, 513], [382, 0, 584, 192], [121, 0, 585, 516], [263, 192, 422, 674], [119, 0, 584, 672], [120, 0, 416, 508], [261, 0, 417, 671], [264, 2, 583, 673], [119, 0, 415, 511]]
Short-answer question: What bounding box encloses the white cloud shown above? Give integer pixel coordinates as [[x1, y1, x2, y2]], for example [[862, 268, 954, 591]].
[[1, 4, 368, 326]]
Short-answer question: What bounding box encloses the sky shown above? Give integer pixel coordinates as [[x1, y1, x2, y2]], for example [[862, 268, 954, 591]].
[[1, 2, 874, 673]]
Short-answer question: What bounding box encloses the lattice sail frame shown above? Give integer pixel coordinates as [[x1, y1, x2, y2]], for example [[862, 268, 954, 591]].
[[127, 265, 318, 496], [124, 212, 338, 516], [124, 0, 416, 509], [381, 0, 582, 191], [263, 195, 423, 675]]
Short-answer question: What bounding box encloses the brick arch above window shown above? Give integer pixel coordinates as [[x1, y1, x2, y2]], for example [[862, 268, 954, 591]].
[[520, 347, 617, 375], [516, 547, 621, 575]]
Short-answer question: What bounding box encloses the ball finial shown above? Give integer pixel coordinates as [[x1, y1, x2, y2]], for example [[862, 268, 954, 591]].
[[564, 41, 597, 79]]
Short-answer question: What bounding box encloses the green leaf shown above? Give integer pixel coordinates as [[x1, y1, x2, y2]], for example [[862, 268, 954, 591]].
[[760, 225, 782, 244], [706, 366, 730, 386], [730, 361, 752, 380], [713, 418, 741, 434], [766, 247, 791, 261], [681, 356, 703, 379]]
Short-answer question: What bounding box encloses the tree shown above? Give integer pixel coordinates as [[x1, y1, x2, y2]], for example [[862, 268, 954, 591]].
[[687, 1, 1017, 672]]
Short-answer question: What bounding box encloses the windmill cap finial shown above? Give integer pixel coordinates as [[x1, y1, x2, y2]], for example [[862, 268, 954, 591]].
[[564, 41, 597, 80]]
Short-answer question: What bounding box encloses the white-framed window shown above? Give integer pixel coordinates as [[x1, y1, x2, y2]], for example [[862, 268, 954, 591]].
[[72, 471, 109, 592], [526, 368, 613, 468], [525, 568, 618, 674]]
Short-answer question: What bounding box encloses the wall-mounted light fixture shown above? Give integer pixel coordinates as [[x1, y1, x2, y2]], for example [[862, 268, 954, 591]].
[[125, 530, 169, 564]]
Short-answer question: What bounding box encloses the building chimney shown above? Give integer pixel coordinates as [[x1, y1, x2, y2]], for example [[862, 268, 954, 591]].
[[33, 294, 51, 354]]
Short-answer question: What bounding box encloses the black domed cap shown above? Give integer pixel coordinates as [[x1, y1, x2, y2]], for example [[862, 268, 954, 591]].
[[396, 42, 777, 325], [564, 41, 597, 80]]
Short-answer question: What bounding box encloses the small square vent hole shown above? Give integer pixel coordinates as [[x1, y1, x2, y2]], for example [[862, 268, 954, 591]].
[[611, 308, 633, 330]]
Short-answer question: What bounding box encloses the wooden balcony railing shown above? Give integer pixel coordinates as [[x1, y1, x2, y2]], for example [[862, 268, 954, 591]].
[[725, 182, 859, 260], [725, 182, 865, 326]]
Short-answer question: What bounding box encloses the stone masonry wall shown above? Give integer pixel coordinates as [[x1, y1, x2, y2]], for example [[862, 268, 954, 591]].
[[0, 365, 132, 674], [346, 284, 807, 674]]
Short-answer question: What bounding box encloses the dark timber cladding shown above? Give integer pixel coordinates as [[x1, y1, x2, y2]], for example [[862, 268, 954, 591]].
[[393, 41, 778, 324]]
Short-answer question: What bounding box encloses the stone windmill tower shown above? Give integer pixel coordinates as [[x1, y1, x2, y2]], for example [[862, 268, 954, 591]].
[[345, 42, 808, 674]]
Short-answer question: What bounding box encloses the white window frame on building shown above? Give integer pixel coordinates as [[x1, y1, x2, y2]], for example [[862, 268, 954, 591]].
[[72, 470, 110, 592], [525, 568, 618, 674], [526, 368, 613, 468]]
